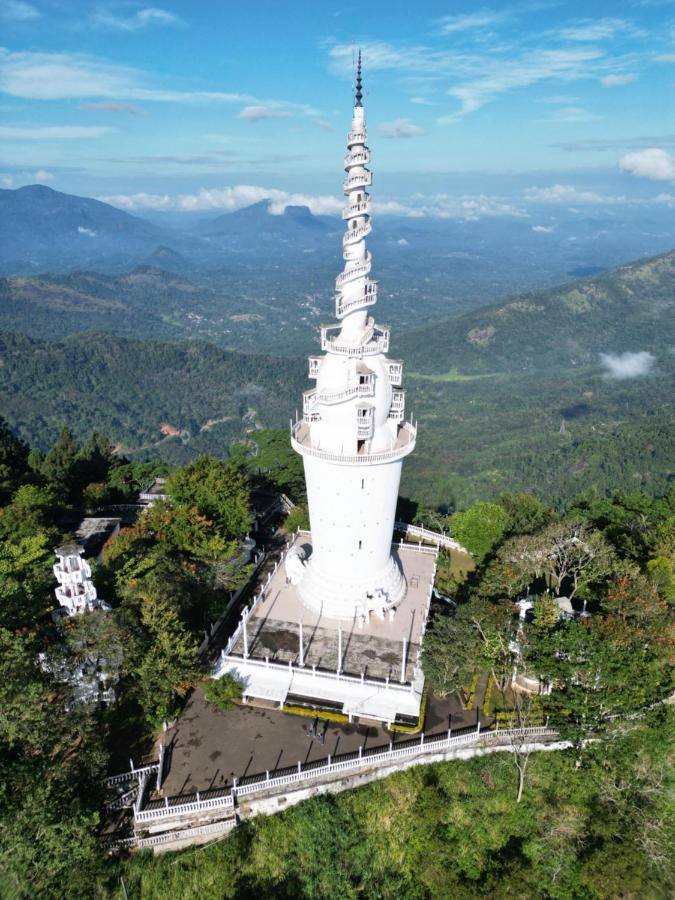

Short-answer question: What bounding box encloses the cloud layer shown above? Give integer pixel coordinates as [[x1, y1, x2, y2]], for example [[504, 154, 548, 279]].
[[620, 148, 675, 181], [600, 351, 655, 379]]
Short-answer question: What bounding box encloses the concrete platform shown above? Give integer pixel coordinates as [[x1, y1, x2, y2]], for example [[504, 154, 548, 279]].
[[215, 535, 437, 724]]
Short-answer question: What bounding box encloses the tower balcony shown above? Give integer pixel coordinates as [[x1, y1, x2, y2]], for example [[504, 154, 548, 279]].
[[343, 171, 372, 193], [316, 373, 375, 406], [320, 322, 389, 356], [308, 356, 322, 379], [356, 406, 375, 439], [344, 148, 370, 169], [389, 390, 405, 422], [291, 419, 417, 466], [347, 128, 367, 146], [336, 279, 378, 318], [303, 388, 317, 415], [342, 198, 370, 220], [343, 221, 372, 246], [386, 360, 403, 386], [335, 253, 372, 289]]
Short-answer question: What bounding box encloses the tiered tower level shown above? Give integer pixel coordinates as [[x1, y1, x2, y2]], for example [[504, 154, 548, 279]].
[[291, 55, 417, 621]]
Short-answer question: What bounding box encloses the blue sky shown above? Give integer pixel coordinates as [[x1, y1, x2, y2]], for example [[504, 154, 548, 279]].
[[1, 0, 674, 218]]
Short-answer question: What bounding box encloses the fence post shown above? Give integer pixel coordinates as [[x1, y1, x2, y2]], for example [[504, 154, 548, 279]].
[[266, 770, 270, 784], [358, 745, 362, 759], [297, 761, 301, 774], [477, 720, 481, 736], [327, 755, 332, 769], [420, 731, 424, 747]]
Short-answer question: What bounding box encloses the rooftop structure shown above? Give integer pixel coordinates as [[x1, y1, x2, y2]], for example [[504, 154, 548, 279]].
[[139, 477, 167, 506], [74, 516, 121, 561]]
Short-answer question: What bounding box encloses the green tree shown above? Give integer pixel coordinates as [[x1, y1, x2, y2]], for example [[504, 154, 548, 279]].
[[202, 673, 243, 712], [167, 455, 252, 539], [498, 492, 554, 536], [0, 416, 29, 504], [41, 426, 78, 497], [135, 592, 202, 727], [422, 609, 480, 698], [0, 531, 54, 629], [449, 502, 508, 562]]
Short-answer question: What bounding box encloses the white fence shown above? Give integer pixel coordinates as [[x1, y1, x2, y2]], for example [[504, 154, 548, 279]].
[[134, 725, 557, 825], [395, 521, 469, 554]]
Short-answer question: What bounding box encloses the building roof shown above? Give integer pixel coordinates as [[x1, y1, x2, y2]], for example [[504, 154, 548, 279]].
[[55, 542, 84, 558], [74, 517, 121, 558]]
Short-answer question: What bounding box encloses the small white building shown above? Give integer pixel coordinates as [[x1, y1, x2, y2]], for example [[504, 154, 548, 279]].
[[53, 542, 111, 619]]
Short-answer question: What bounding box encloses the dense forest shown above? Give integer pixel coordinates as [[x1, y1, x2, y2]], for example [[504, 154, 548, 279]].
[[0, 416, 672, 897]]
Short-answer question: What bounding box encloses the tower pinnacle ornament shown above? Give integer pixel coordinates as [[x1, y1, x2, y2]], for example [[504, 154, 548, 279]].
[[290, 56, 417, 622], [355, 49, 363, 107]]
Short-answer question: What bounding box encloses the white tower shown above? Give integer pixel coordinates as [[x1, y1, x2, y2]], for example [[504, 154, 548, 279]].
[[291, 54, 417, 622], [53, 542, 111, 617]]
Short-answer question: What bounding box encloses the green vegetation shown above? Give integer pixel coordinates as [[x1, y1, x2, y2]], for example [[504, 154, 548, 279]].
[[0, 418, 255, 895], [202, 673, 243, 713]]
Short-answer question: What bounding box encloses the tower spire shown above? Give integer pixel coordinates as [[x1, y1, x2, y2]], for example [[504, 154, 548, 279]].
[[355, 49, 363, 107]]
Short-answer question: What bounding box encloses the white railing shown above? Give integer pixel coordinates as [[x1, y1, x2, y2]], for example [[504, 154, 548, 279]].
[[398, 540, 439, 557], [316, 380, 374, 405], [387, 363, 403, 385], [348, 129, 366, 145], [344, 149, 370, 168], [303, 389, 317, 413], [344, 172, 372, 192], [136, 818, 237, 849], [395, 521, 469, 554], [105, 763, 159, 787], [335, 255, 372, 288], [390, 390, 405, 410], [343, 222, 372, 245], [134, 726, 558, 824], [342, 199, 370, 220], [308, 357, 321, 378], [321, 325, 389, 357], [336, 281, 378, 317], [291, 421, 417, 466], [135, 791, 235, 823]]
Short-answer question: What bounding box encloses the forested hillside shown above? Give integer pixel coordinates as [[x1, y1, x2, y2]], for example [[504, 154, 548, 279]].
[[0, 331, 303, 458], [398, 249, 675, 375]]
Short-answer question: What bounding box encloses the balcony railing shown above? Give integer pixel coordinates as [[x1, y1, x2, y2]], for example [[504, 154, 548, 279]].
[[335, 254, 372, 289], [320, 323, 389, 356], [342, 198, 370, 220], [357, 408, 374, 438], [391, 390, 405, 410], [348, 129, 366, 145], [343, 172, 372, 192], [336, 280, 378, 318], [344, 148, 370, 168], [343, 222, 371, 245], [303, 389, 317, 414], [317, 379, 374, 405], [386, 361, 403, 385], [291, 420, 417, 466]]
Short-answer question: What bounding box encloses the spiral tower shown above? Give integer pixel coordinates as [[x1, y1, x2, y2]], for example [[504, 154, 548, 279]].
[[290, 53, 417, 622]]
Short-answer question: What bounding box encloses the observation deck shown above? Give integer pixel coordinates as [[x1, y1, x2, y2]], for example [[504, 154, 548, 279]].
[[320, 322, 389, 356], [291, 419, 416, 466]]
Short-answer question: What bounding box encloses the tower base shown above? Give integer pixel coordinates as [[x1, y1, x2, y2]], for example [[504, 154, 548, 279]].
[[214, 533, 438, 725]]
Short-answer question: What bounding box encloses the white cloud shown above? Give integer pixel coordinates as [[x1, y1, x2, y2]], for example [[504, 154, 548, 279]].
[[438, 11, 504, 33], [619, 148, 675, 181], [524, 184, 622, 204], [378, 118, 425, 138], [0, 168, 53, 187], [409, 96, 437, 106], [559, 18, 638, 42], [91, 6, 182, 31], [80, 101, 141, 114], [312, 119, 334, 131], [441, 47, 605, 120], [548, 105, 601, 123], [0, 1, 39, 21], [600, 351, 655, 379], [654, 53, 675, 63], [238, 105, 291, 121], [0, 125, 113, 139], [532, 225, 554, 233], [0, 50, 315, 114], [77, 226, 97, 237], [600, 73, 637, 87], [97, 185, 527, 220], [396, 237, 409, 245]]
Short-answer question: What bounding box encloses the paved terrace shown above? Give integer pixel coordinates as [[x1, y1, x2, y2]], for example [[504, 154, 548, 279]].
[[156, 687, 491, 802], [228, 536, 436, 683]]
